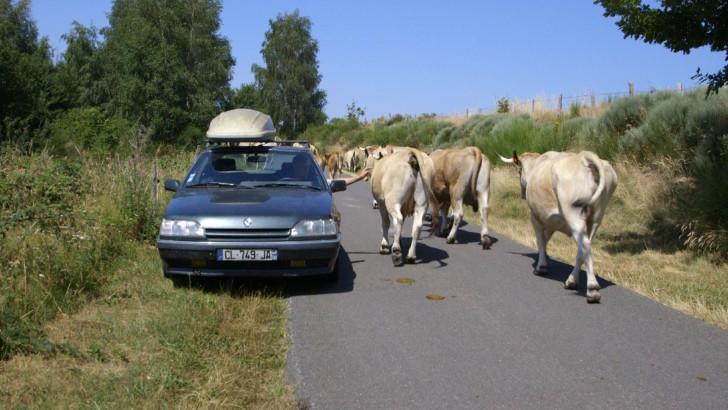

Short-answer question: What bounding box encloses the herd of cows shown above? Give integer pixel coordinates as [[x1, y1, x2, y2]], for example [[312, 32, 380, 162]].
[[310, 144, 618, 303]]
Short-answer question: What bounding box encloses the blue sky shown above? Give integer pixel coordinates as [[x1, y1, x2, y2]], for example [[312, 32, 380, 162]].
[[31, 0, 725, 119]]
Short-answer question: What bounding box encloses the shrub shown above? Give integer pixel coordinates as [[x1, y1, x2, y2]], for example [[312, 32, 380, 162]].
[[48, 108, 132, 156], [0, 148, 166, 358], [497, 97, 510, 113]]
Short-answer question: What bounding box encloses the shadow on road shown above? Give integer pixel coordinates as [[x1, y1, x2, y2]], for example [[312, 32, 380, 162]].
[[399, 237, 449, 267], [511, 251, 615, 295], [170, 248, 358, 297]]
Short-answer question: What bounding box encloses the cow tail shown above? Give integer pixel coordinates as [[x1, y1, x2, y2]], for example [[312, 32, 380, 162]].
[[470, 147, 483, 213], [408, 150, 439, 237], [582, 151, 606, 206]]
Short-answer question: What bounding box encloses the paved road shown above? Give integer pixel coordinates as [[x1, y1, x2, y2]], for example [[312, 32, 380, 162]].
[[286, 180, 728, 409]]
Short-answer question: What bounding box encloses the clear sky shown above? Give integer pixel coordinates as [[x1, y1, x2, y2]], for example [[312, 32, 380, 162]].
[[31, 0, 726, 119]]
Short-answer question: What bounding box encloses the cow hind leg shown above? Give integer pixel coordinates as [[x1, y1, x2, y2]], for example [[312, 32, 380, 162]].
[[389, 207, 405, 266], [531, 215, 549, 274], [407, 205, 426, 263], [446, 200, 463, 244], [478, 193, 491, 249], [565, 209, 600, 303], [378, 205, 391, 254], [564, 235, 582, 291], [582, 235, 600, 303]]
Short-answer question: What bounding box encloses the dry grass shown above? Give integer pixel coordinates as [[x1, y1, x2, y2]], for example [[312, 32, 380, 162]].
[[0, 245, 296, 409], [473, 163, 728, 329]]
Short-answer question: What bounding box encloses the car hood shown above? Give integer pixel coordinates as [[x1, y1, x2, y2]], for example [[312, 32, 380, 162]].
[[164, 187, 335, 229]]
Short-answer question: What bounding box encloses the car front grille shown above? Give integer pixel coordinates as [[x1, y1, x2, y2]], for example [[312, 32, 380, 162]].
[[205, 228, 290, 241]]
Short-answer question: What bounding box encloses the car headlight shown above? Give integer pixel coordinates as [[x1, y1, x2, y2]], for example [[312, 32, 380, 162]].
[[159, 219, 205, 238], [290, 218, 338, 237]]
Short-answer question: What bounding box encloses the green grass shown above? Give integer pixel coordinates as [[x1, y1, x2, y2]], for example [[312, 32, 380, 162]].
[[0, 245, 295, 408], [0, 147, 294, 407]]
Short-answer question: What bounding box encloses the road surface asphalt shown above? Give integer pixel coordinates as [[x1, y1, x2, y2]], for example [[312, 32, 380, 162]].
[[285, 179, 728, 410]]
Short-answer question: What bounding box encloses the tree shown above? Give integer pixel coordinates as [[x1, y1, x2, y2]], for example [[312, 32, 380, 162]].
[[226, 83, 261, 111], [98, 0, 234, 143], [595, 0, 728, 93], [0, 0, 55, 142], [346, 100, 365, 122], [253, 10, 326, 137], [53, 22, 103, 109]]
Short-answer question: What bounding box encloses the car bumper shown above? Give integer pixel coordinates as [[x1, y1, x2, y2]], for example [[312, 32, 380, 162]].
[[156, 236, 340, 278]]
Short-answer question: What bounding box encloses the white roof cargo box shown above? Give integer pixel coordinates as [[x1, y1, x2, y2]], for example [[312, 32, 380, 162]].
[[206, 108, 276, 141]]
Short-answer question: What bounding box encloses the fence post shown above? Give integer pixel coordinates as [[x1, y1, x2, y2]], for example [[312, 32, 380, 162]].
[[628, 82, 635, 96], [557, 94, 563, 115], [151, 161, 158, 203]]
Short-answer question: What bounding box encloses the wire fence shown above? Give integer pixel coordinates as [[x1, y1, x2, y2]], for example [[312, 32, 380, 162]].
[[459, 82, 698, 118]]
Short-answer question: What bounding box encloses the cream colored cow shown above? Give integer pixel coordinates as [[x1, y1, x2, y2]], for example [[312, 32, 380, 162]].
[[430, 147, 492, 249], [500, 150, 618, 303], [370, 148, 440, 266]]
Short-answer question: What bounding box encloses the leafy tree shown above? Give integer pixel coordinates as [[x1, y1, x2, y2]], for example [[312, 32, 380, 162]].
[[53, 22, 103, 109], [595, 0, 728, 93], [226, 83, 262, 110], [98, 0, 233, 143], [0, 0, 55, 142], [253, 10, 326, 137], [346, 100, 366, 122]]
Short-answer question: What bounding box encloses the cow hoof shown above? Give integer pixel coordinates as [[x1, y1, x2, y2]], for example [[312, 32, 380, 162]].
[[446, 237, 455, 244], [564, 278, 578, 290], [586, 289, 601, 303], [379, 246, 391, 255], [423, 213, 432, 222], [406, 256, 416, 264], [372, 201, 379, 209], [480, 236, 492, 249], [392, 252, 404, 267], [533, 266, 548, 275]]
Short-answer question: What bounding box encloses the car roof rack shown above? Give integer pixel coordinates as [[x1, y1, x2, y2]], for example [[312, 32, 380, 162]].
[[205, 139, 311, 148]]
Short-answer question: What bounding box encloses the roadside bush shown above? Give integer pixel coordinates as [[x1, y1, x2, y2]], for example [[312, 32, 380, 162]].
[[0, 147, 166, 359], [48, 107, 132, 156], [473, 115, 572, 163]]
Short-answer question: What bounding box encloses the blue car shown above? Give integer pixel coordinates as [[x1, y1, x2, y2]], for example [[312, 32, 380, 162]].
[[156, 109, 346, 282]]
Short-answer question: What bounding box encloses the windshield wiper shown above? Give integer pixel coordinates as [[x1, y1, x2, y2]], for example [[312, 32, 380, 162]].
[[254, 183, 322, 191], [186, 182, 237, 188]]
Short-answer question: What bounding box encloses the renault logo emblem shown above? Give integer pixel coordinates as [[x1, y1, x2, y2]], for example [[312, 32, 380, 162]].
[[243, 217, 253, 227]]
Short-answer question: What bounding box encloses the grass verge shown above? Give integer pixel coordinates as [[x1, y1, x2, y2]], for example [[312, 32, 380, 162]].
[[0, 244, 295, 408], [469, 164, 728, 329]]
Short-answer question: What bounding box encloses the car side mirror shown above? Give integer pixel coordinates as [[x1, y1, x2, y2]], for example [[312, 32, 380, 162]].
[[330, 179, 347, 193], [164, 179, 180, 192]]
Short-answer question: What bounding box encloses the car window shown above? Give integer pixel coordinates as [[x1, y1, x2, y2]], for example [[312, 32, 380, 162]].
[[183, 148, 326, 190]]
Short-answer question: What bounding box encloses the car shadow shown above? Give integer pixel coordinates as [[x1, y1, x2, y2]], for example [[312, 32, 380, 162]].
[[509, 251, 615, 295], [173, 248, 357, 297]]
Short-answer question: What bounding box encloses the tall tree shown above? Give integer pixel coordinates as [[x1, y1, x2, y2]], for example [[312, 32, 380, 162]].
[[595, 0, 728, 93], [99, 0, 234, 142], [253, 10, 326, 137], [53, 22, 103, 109], [0, 0, 54, 142]]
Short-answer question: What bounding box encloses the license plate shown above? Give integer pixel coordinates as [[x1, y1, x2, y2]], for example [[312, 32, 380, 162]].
[[217, 249, 277, 261]]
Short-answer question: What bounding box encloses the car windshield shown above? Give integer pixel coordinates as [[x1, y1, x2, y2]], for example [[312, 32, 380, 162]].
[[182, 147, 326, 190]]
